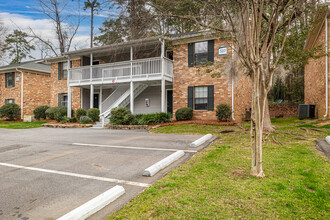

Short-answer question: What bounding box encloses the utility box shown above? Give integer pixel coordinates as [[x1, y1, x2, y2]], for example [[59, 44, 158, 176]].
[[298, 104, 315, 120], [24, 115, 35, 122]]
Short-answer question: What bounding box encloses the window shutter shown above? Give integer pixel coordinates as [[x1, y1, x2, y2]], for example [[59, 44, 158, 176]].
[[5, 99, 7, 104], [188, 86, 194, 109], [58, 93, 62, 106], [58, 62, 62, 80], [207, 85, 214, 111], [208, 40, 214, 64], [188, 43, 194, 67], [12, 73, 15, 87], [5, 73, 7, 88]]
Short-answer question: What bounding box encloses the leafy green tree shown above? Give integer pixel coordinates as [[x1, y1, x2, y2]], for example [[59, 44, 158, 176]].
[[95, 18, 125, 45], [5, 30, 35, 64]]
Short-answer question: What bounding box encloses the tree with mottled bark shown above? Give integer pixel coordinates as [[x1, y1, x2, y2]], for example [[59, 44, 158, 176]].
[[151, 0, 317, 177]]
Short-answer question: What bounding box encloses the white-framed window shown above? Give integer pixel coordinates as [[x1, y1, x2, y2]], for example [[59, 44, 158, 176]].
[[5, 99, 15, 104], [62, 62, 68, 79], [5, 72, 15, 87], [58, 93, 68, 107], [194, 41, 208, 66], [194, 86, 208, 110]]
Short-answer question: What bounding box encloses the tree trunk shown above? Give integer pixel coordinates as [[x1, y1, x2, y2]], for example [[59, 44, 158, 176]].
[[251, 68, 266, 178], [91, 7, 94, 48], [263, 99, 275, 132]]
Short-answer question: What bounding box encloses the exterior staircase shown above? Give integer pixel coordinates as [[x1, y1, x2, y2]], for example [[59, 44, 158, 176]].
[[91, 118, 110, 129], [93, 83, 148, 128]]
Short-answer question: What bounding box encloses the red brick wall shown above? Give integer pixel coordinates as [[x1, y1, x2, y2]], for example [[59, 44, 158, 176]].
[[173, 39, 252, 122], [50, 59, 81, 111], [0, 71, 51, 116], [305, 16, 330, 118]]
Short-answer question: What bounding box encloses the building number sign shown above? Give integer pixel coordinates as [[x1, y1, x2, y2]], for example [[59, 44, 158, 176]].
[[219, 47, 227, 56]]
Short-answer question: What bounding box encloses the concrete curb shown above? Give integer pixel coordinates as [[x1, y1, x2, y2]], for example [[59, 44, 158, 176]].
[[325, 136, 330, 145], [143, 151, 185, 177], [189, 134, 213, 148], [57, 185, 125, 220]]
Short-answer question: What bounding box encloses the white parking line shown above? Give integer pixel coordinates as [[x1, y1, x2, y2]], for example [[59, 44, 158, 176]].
[[0, 162, 149, 188], [72, 143, 198, 153]]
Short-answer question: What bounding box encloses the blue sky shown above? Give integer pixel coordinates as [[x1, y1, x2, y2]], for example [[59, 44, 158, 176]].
[[0, 0, 118, 62]]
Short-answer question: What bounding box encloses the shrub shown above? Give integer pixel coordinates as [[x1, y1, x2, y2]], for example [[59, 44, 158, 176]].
[[45, 106, 67, 120], [216, 104, 232, 121], [138, 113, 172, 125], [33, 106, 50, 120], [80, 116, 93, 124], [0, 103, 20, 121], [175, 108, 193, 121], [110, 107, 134, 125], [68, 117, 78, 123], [76, 108, 87, 120], [87, 108, 100, 122]]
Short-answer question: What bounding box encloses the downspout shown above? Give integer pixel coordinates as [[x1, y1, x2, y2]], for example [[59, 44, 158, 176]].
[[324, 11, 329, 118], [16, 68, 24, 120], [231, 44, 236, 121]]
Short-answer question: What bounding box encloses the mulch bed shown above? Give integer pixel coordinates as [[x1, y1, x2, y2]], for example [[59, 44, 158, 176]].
[[149, 120, 236, 129], [0, 120, 23, 123], [43, 123, 94, 128]]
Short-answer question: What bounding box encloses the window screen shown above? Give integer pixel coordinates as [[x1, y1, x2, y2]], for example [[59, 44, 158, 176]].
[[194, 86, 208, 110], [62, 62, 68, 79], [194, 41, 208, 66]]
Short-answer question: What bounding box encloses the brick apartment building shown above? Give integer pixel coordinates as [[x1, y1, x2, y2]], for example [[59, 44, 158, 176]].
[[1, 33, 252, 124], [0, 61, 51, 119], [305, 7, 329, 119], [45, 33, 252, 125]]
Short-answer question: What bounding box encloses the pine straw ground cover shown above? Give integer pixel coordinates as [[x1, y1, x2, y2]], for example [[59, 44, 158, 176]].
[[108, 117, 329, 219]]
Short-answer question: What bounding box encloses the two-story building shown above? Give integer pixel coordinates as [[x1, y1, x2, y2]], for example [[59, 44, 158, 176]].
[[0, 60, 51, 119], [45, 33, 252, 126], [305, 6, 329, 119]]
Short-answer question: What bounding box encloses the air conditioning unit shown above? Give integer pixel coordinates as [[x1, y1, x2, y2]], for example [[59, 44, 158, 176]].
[[298, 104, 315, 120]]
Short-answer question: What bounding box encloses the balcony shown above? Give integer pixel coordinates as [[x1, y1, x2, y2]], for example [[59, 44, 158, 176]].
[[69, 57, 173, 86]]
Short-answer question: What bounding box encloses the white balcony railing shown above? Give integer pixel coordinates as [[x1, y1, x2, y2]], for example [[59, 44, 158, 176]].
[[69, 57, 173, 85]]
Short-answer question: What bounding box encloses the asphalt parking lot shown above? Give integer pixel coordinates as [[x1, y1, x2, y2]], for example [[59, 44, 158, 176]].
[[0, 127, 206, 220]]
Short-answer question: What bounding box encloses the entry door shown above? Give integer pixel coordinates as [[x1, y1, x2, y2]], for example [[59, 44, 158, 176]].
[[167, 90, 173, 114], [93, 94, 99, 109]]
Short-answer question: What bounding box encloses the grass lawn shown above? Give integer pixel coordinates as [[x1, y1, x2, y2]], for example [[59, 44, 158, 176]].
[[109, 117, 330, 219], [0, 121, 49, 129]]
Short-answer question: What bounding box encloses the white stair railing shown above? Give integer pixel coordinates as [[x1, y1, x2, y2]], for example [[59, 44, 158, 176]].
[[100, 84, 148, 127], [100, 85, 130, 115]]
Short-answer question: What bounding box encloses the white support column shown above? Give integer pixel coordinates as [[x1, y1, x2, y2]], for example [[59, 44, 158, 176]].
[[90, 53, 93, 82], [161, 39, 166, 113], [99, 86, 103, 114], [90, 84, 94, 109], [130, 46, 133, 79], [67, 57, 72, 118], [130, 81, 134, 114], [68, 86, 72, 117]]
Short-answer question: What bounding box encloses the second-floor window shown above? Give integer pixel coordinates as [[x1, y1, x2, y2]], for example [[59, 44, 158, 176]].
[[195, 42, 208, 66], [188, 40, 214, 67], [5, 72, 15, 88], [58, 61, 72, 80]]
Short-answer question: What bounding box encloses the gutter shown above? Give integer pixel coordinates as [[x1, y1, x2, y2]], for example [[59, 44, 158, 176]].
[[324, 11, 329, 118], [231, 44, 235, 121], [16, 68, 24, 120]]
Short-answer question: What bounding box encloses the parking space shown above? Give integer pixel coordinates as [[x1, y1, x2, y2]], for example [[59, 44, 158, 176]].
[[0, 128, 205, 219]]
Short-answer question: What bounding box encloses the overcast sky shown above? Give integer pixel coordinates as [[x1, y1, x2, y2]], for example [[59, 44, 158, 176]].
[[0, 0, 117, 64]]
